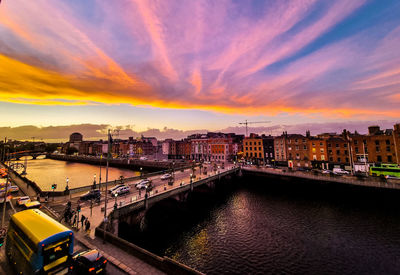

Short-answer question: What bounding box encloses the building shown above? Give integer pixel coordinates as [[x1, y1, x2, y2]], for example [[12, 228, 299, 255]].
[[243, 134, 264, 164], [69, 132, 83, 143]]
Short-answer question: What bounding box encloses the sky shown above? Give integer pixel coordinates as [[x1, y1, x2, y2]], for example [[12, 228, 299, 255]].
[[0, 0, 399, 140]]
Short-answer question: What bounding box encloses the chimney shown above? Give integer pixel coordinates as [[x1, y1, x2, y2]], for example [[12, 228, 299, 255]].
[[306, 130, 310, 138], [368, 126, 380, 135]]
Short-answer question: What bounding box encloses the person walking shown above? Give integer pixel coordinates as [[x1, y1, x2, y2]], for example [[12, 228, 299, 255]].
[[72, 214, 77, 228], [85, 219, 91, 233], [81, 215, 86, 229]]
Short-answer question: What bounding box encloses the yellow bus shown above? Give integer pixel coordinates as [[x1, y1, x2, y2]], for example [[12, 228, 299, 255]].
[[6, 209, 74, 274]]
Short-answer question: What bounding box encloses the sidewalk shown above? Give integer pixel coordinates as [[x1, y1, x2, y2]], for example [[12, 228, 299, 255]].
[[73, 230, 165, 275]]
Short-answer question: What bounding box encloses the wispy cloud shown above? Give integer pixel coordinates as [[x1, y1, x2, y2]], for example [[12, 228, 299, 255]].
[[0, 0, 399, 119]]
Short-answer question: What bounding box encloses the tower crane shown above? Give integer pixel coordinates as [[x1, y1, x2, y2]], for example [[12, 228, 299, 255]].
[[239, 120, 271, 137]]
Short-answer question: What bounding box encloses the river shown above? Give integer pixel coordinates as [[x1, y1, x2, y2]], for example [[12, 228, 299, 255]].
[[122, 174, 400, 275], [15, 157, 139, 191]]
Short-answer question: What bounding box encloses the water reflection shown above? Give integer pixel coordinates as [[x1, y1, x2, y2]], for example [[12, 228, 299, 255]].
[[16, 157, 139, 191]]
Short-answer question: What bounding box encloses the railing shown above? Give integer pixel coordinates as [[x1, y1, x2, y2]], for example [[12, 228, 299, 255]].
[[242, 167, 400, 190]]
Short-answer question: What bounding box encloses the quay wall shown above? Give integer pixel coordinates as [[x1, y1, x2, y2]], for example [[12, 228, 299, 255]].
[[95, 228, 204, 275], [47, 154, 189, 171], [242, 167, 400, 190]]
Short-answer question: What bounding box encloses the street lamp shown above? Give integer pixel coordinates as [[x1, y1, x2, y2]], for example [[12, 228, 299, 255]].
[[66, 177, 71, 200], [140, 167, 143, 178], [114, 193, 118, 210], [93, 174, 97, 190]]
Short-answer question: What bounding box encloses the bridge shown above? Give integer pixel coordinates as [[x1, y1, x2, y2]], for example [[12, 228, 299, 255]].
[[10, 150, 47, 160]]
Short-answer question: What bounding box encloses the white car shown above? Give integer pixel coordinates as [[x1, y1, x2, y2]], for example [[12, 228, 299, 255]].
[[109, 184, 126, 194], [17, 196, 31, 206], [139, 157, 148, 160], [111, 186, 130, 196], [332, 168, 350, 175], [160, 174, 172, 180], [136, 179, 152, 190]]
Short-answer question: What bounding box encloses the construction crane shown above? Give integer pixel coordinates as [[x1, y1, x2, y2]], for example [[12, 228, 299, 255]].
[[239, 120, 271, 137]]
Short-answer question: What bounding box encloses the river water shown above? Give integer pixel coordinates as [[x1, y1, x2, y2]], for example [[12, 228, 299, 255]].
[[122, 174, 400, 275], [16, 157, 139, 191]]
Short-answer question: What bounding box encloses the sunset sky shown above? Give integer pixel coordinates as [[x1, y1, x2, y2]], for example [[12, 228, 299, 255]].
[[0, 0, 399, 140]]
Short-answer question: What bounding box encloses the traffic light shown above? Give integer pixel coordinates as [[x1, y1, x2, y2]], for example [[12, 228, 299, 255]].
[[0, 232, 5, 247], [51, 184, 57, 190]]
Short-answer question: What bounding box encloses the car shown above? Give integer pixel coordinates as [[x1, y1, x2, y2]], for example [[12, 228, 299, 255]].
[[111, 186, 130, 196], [17, 196, 31, 206], [139, 156, 148, 160], [135, 179, 153, 190], [9, 185, 19, 193], [24, 201, 41, 209], [80, 189, 101, 201], [70, 249, 107, 274], [108, 184, 126, 194], [160, 173, 172, 180], [332, 168, 350, 175], [321, 169, 332, 174]]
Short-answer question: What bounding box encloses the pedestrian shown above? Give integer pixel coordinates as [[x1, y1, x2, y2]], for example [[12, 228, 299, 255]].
[[81, 215, 86, 229], [72, 214, 77, 227], [85, 219, 91, 233]]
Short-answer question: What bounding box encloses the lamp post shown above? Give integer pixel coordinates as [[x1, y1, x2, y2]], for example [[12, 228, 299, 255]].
[[93, 174, 97, 190], [140, 167, 143, 178], [66, 177, 70, 200], [114, 193, 118, 210]]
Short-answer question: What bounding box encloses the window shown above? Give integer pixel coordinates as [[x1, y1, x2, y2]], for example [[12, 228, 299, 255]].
[[346, 157, 349, 163], [377, 155, 382, 162], [259, 153, 262, 158], [258, 142, 261, 145], [313, 155, 317, 160], [288, 146, 292, 150], [259, 147, 261, 151], [337, 157, 341, 162], [304, 145, 307, 150], [321, 155, 325, 160], [245, 147, 248, 151], [312, 142, 315, 147], [354, 140, 358, 145], [388, 155, 392, 162], [296, 145, 299, 150], [336, 150, 340, 155], [320, 142, 323, 146], [329, 157, 333, 161], [295, 139, 298, 143], [245, 142, 248, 145], [386, 139, 390, 145], [288, 140, 291, 144], [250, 152, 253, 157], [250, 147, 252, 150], [376, 147, 380, 152], [344, 150, 348, 155], [336, 144, 339, 148], [329, 150, 332, 154], [312, 148, 316, 153], [344, 144, 347, 148], [320, 148, 324, 153], [328, 143, 332, 148], [386, 146, 391, 152], [303, 139, 306, 143], [375, 140, 379, 145], [250, 142, 252, 145], [355, 147, 359, 153]]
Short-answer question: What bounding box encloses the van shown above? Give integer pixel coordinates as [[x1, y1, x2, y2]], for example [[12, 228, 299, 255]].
[[333, 168, 350, 175]]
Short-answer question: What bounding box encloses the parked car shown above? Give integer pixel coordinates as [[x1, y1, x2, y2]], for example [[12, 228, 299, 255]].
[[24, 201, 41, 209], [108, 184, 126, 194], [136, 179, 153, 190], [111, 186, 130, 196], [139, 156, 148, 160], [70, 249, 107, 274], [80, 189, 101, 201], [160, 173, 172, 180], [17, 196, 31, 206], [9, 185, 19, 193], [321, 169, 332, 174], [385, 175, 400, 180], [332, 168, 350, 175]]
